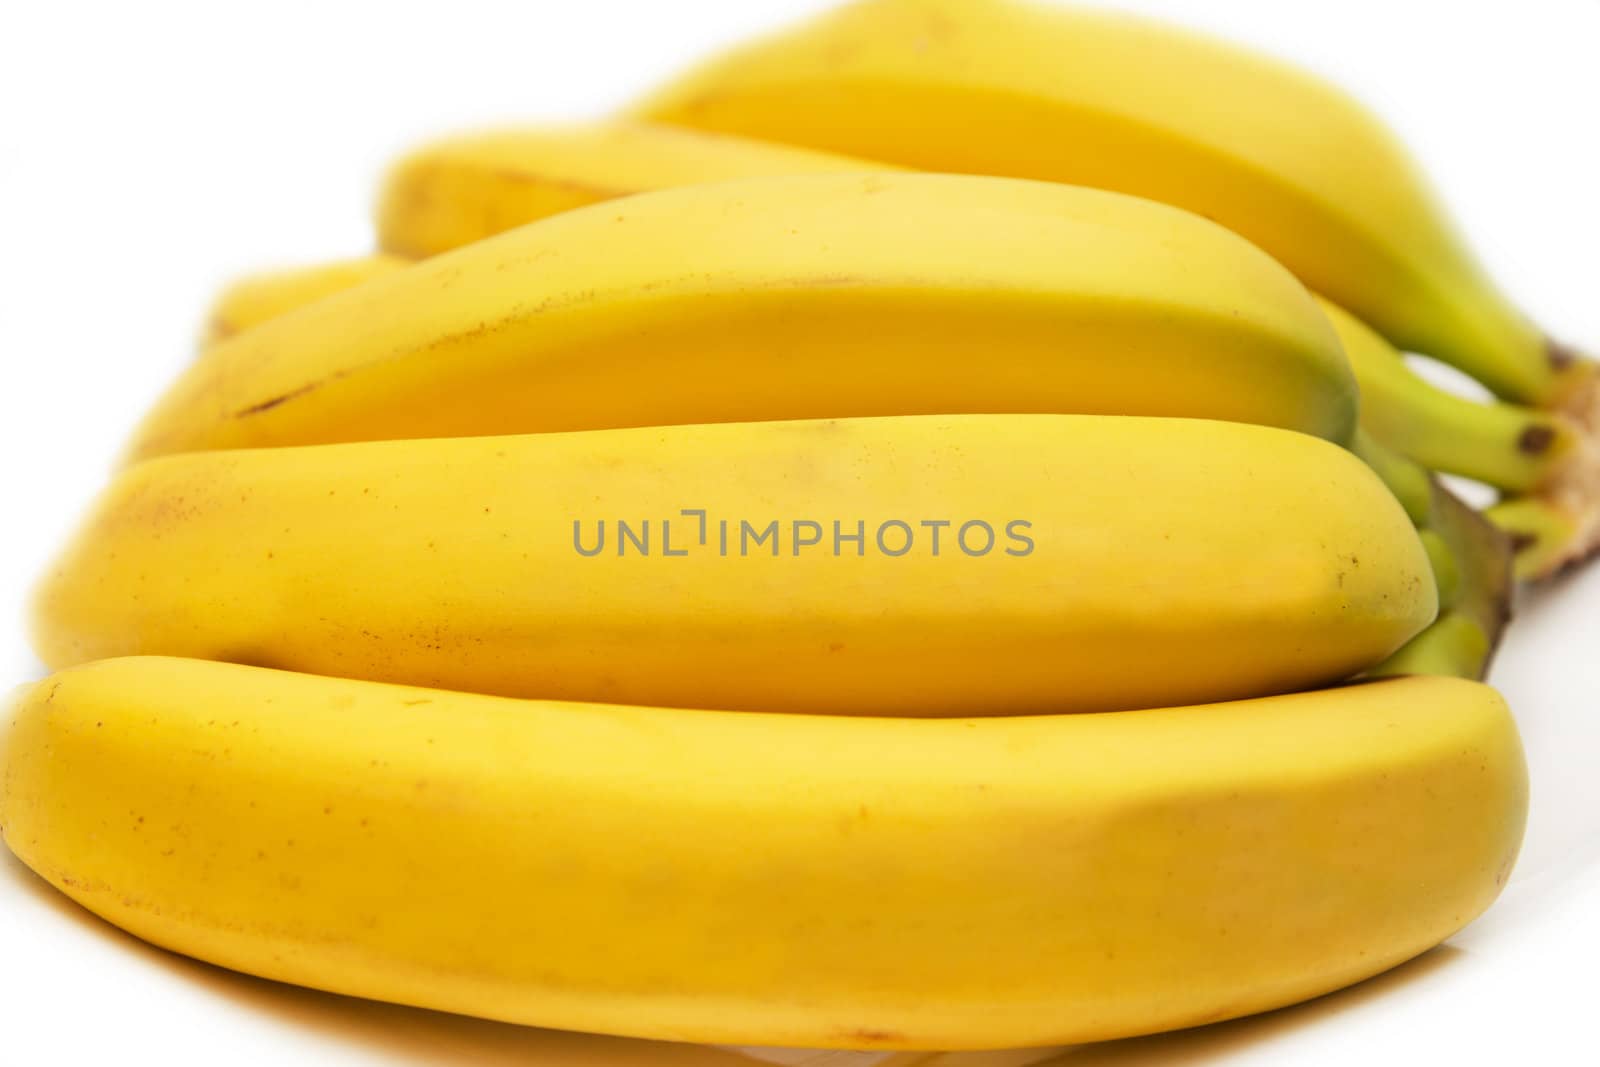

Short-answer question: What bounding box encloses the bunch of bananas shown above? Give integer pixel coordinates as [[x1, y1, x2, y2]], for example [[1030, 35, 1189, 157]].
[[10, 0, 1595, 1054]]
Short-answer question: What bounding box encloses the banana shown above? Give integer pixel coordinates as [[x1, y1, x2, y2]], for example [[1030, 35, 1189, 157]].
[[635, 0, 1596, 414], [0, 657, 1527, 1050], [200, 122, 1600, 582], [201, 255, 409, 347], [126, 173, 1355, 461], [376, 121, 890, 257], [36, 415, 1434, 716]]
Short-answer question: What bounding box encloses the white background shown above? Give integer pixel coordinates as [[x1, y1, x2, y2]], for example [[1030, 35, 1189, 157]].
[[2, 1, 1598, 1064]]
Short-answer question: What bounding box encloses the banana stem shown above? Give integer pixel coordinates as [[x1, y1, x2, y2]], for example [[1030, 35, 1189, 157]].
[[1326, 297, 1600, 579], [1350, 429, 1432, 527], [1319, 297, 1578, 492], [1349, 432, 1507, 680], [1368, 612, 1491, 680], [1417, 529, 1461, 613], [1489, 361, 1600, 579], [1487, 496, 1587, 581], [1369, 480, 1513, 681], [1428, 482, 1514, 667]]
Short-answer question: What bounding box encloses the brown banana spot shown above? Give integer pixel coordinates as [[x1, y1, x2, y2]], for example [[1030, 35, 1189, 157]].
[[1517, 425, 1558, 455], [234, 382, 320, 418], [840, 1028, 904, 1045]]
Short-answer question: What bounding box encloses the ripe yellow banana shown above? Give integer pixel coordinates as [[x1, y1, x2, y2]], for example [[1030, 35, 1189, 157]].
[[376, 120, 890, 257], [36, 415, 1434, 716], [189, 126, 1597, 581], [127, 173, 1354, 461], [0, 657, 1527, 1050], [201, 255, 409, 347], [198, 120, 1599, 580], [635, 0, 1597, 415]]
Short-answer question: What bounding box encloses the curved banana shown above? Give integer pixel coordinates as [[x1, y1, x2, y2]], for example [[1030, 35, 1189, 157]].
[[0, 658, 1527, 1050], [201, 115, 1600, 583], [201, 255, 409, 347], [126, 173, 1354, 461], [635, 0, 1595, 413], [36, 415, 1434, 716], [376, 121, 890, 257]]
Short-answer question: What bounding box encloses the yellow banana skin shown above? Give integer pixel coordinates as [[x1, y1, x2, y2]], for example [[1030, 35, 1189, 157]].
[[636, 0, 1590, 408], [189, 122, 1600, 585], [127, 173, 1354, 461], [376, 120, 891, 257], [201, 255, 409, 347], [0, 658, 1526, 1050], [37, 415, 1434, 716]]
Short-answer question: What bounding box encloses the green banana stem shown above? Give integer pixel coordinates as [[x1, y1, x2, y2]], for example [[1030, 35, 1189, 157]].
[[1319, 296, 1578, 492], [1367, 478, 1513, 681], [1416, 528, 1461, 613], [1428, 481, 1514, 660], [1497, 384, 1600, 581], [1368, 612, 1491, 681], [1351, 430, 1454, 613], [1323, 297, 1600, 579], [1349, 430, 1506, 679], [1350, 428, 1432, 528], [1487, 496, 1585, 582]]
